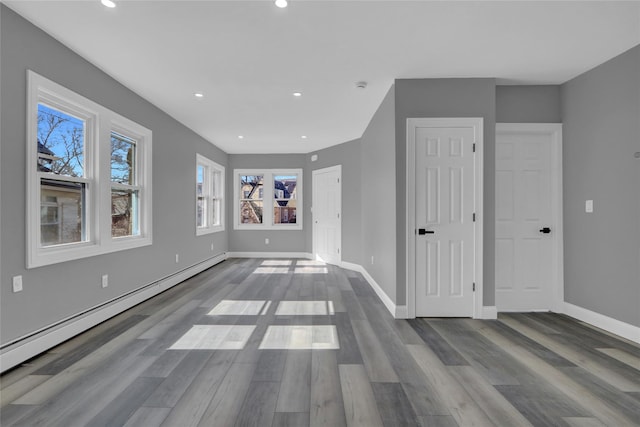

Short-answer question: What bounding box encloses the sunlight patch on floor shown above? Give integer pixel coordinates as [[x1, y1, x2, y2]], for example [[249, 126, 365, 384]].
[[169, 325, 256, 350], [259, 325, 340, 350]]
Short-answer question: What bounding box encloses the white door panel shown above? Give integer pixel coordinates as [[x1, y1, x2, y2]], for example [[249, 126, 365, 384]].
[[313, 166, 341, 265], [415, 126, 476, 317], [495, 124, 562, 311]]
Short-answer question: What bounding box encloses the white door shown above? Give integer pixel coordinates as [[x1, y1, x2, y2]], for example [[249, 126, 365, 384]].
[[495, 123, 562, 311], [312, 165, 341, 265], [412, 120, 479, 317]]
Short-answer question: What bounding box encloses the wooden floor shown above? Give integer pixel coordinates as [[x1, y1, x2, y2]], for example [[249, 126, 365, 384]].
[[2, 258, 640, 427]]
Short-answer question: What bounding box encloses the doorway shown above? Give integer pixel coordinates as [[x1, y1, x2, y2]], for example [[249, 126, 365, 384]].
[[407, 118, 484, 318], [495, 123, 563, 312], [312, 165, 342, 265]]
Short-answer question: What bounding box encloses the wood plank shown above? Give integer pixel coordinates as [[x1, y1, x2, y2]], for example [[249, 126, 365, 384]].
[[310, 351, 346, 427], [407, 319, 468, 366], [418, 415, 459, 427], [596, 348, 640, 371], [562, 417, 607, 427], [0, 374, 50, 406], [335, 312, 363, 365], [370, 382, 420, 427], [407, 344, 496, 427], [234, 381, 280, 427], [197, 362, 257, 427], [350, 320, 399, 383], [339, 364, 384, 427], [123, 407, 171, 427], [86, 377, 163, 427], [467, 319, 639, 426], [272, 412, 310, 427], [253, 349, 287, 382], [276, 350, 311, 413], [500, 315, 640, 392], [160, 350, 238, 427], [144, 350, 214, 408], [447, 366, 533, 427]]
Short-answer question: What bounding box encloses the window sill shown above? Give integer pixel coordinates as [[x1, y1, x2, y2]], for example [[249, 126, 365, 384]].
[[196, 226, 225, 236]]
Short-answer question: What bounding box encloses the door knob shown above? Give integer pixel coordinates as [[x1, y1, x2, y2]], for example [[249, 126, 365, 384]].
[[539, 227, 551, 234]]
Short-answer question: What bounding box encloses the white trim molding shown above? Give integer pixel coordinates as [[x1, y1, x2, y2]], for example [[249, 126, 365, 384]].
[[562, 302, 640, 344], [481, 306, 498, 319], [340, 261, 402, 318], [0, 254, 226, 373], [226, 252, 312, 259]]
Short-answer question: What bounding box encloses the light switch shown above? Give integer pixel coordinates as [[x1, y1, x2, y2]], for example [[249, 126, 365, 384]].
[[585, 200, 593, 213]]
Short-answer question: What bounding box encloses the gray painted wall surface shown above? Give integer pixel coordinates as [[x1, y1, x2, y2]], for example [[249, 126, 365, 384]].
[[561, 45, 640, 327], [227, 154, 308, 253], [0, 6, 229, 344], [395, 79, 497, 306], [496, 85, 562, 123], [307, 139, 362, 265], [360, 86, 397, 303]]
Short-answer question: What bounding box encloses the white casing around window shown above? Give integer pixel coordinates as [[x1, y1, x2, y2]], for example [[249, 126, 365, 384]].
[[26, 70, 152, 269], [233, 169, 303, 231], [196, 154, 225, 236]]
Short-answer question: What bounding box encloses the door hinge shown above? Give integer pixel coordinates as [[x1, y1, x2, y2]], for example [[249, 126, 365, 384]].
[[337, 248, 340, 254], [337, 213, 340, 218], [473, 143, 476, 152], [473, 213, 476, 222], [473, 282, 476, 292], [337, 178, 340, 183]]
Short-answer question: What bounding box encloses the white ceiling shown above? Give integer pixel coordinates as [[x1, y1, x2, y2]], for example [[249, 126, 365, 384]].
[[5, 1, 640, 154]]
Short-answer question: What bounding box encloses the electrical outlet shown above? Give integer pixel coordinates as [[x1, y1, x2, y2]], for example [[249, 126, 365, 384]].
[[101, 274, 109, 288], [12, 275, 23, 293], [371, 256, 374, 265], [585, 199, 594, 213], [175, 254, 179, 263], [210, 243, 214, 251], [265, 238, 269, 245]]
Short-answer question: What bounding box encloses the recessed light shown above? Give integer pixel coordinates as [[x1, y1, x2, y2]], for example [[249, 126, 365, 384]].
[[301, 135, 307, 139], [238, 135, 244, 139], [293, 92, 302, 97], [101, 0, 116, 8], [194, 93, 204, 98], [275, 0, 288, 8]]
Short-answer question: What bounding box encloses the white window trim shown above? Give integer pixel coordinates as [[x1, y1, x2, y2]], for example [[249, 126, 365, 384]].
[[27, 70, 152, 269], [196, 154, 225, 235], [233, 169, 303, 231]]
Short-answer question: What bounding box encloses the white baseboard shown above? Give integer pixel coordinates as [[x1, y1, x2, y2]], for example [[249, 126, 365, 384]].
[[340, 261, 398, 318], [226, 251, 312, 259], [0, 253, 227, 374], [481, 306, 498, 319], [395, 305, 409, 319], [561, 302, 640, 344]]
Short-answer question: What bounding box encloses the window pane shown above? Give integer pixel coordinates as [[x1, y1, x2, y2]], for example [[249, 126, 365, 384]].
[[274, 199, 297, 224], [241, 175, 263, 200], [240, 200, 263, 224], [111, 132, 136, 184], [37, 104, 85, 177], [112, 189, 139, 237], [212, 198, 221, 226], [197, 196, 206, 228], [274, 175, 297, 200], [41, 179, 85, 246]]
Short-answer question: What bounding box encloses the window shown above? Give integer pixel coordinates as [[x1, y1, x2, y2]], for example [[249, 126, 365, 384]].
[[196, 154, 225, 235], [234, 169, 302, 230], [27, 70, 152, 268]]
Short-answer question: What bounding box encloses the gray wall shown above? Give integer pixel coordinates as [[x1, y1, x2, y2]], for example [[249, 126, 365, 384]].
[[496, 85, 562, 123], [307, 139, 362, 265], [0, 6, 229, 345], [394, 79, 497, 306], [561, 45, 640, 327], [227, 154, 307, 253], [360, 86, 397, 302]]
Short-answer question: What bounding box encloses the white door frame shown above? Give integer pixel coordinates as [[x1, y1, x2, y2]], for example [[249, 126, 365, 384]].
[[312, 165, 342, 264], [496, 123, 564, 312], [406, 118, 484, 319]]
